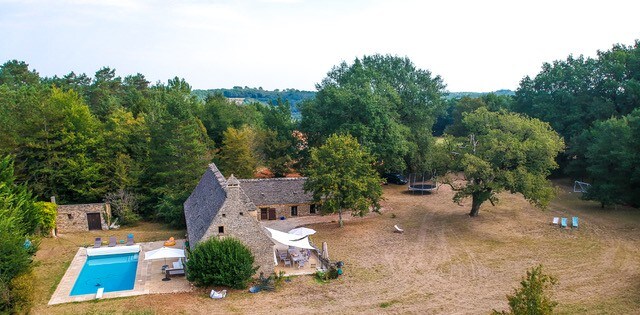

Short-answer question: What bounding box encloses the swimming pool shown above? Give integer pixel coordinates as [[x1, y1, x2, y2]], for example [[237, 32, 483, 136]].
[[70, 251, 139, 296]]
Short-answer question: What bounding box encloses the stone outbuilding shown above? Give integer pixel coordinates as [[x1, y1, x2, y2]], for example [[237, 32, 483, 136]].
[[238, 178, 318, 221], [184, 163, 276, 275], [55, 203, 109, 233]]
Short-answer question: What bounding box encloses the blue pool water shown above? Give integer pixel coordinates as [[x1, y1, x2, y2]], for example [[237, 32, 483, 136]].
[[70, 253, 139, 296]]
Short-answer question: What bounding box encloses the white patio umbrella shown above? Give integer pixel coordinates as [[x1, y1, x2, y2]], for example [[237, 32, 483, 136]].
[[144, 247, 185, 281], [288, 227, 316, 237]]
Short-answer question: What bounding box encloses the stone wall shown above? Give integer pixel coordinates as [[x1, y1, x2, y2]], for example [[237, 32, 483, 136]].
[[200, 179, 276, 275], [56, 203, 108, 233], [257, 203, 317, 221]]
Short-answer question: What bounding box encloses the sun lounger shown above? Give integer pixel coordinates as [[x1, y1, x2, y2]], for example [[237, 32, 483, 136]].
[[172, 259, 183, 269], [561, 218, 568, 229], [166, 268, 185, 277], [572, 217, 579, 229], [95, 287, 104, 299], [93, 237, 102, 248], [108, 236, 117, 247], [126, 233, 134, 246], [210, 289, 227, 299], [394, 225, 404, 233], [552, 217, 559, 225]]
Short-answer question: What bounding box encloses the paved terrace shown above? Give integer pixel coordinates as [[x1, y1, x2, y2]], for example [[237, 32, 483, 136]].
[[49, 240, 192, 305]]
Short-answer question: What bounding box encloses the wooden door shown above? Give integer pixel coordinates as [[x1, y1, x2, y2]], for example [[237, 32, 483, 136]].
[[260, 208, 268, 220], [268, 208, 276, 220], [87, 213, 102, 230]]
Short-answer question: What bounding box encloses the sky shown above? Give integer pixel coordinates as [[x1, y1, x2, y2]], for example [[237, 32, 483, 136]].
[[1, 0, 639, 92]]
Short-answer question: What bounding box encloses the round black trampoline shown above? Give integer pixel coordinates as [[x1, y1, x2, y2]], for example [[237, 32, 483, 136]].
[[408, 184, 438, 191]]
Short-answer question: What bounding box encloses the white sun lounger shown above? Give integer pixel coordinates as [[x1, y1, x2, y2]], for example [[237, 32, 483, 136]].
[[552, 217, 559, 225]]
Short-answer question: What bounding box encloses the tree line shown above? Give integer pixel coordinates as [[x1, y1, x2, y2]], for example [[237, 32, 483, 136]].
[[0, 62, 300, 228], [1, 39, 638, 232]]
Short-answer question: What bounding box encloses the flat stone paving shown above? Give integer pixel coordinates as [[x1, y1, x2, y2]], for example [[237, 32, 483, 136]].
[[274, 252, 322, 276], [49, 240, 192, 305]]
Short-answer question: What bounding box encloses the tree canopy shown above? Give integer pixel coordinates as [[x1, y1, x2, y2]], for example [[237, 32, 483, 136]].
[[301, 54, 446, 173], [440, 108, 564, 216], [575, 109, 640, 207], [513, 41, 640, 178], [304, 134, 382, 227]]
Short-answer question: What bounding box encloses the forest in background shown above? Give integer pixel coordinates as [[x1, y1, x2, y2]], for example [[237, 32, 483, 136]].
[[0, 40, 639, 230]]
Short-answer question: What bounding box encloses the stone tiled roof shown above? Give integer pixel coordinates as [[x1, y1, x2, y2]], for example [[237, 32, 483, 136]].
[[183, 163, 228, 247], [237, 177, 313, 206]]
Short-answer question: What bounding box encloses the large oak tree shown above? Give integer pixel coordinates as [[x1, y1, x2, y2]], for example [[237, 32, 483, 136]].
[[440, 108, 564, 217]]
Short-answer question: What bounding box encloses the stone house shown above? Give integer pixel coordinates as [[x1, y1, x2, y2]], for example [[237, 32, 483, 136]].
[[184, 164, 276, 274], [55, 203, 109, 233], [238, 178, 318, 221]]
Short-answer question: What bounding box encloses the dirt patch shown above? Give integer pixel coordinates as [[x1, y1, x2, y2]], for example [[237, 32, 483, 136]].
[[33, 183, 640, 314]]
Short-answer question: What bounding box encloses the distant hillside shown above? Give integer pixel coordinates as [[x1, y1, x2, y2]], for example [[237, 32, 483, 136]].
[[445, 89, 515, 99], [192, 87, 316, 108], [192, 87, 515, 106]]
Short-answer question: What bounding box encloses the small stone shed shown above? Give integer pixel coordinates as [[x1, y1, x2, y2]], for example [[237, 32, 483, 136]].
[[238, 178, 317, 221], [56, 203, 109, 233], [184, 163, 276, 275]]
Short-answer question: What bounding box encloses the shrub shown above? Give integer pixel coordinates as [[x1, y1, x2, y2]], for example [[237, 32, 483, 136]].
[[9, 271, 35, 313], [34, 201, 57, 235], [0, 216, 32, 284], [104, 190, 141, 226], [186, 237, 257, 289], [493, 265, 558, 315], [0, 271, 35, 314]]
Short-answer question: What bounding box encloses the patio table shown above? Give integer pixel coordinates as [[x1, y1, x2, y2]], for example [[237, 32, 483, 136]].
[[288, 249, 305, 266]]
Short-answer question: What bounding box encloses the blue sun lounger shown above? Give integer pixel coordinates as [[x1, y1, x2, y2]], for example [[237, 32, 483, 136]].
[[561, 218, 568, 228], [572, 217, 579, 229]]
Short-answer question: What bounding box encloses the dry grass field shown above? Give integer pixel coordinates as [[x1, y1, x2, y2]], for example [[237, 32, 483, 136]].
[[33, 181, 640, 314]]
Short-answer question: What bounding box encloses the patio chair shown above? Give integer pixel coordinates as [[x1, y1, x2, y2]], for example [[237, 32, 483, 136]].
[[126, 233, 134, 245], [284, 259, 292, 267], [572, 217, 579, 229], [93, 237, 102, 248], [552, 217, 559, 225], [561, 218, 568, 229], [108, 236, 117, 247], [394, 225, 404, 233], [298, 260, 305, 269]]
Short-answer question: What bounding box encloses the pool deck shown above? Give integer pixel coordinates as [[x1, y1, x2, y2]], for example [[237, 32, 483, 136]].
[[48, 240, 193, 305]]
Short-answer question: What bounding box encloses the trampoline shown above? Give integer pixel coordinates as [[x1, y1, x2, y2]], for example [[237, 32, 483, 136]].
[[408, 183, 438, 191], [407, 172, 439, 194]]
